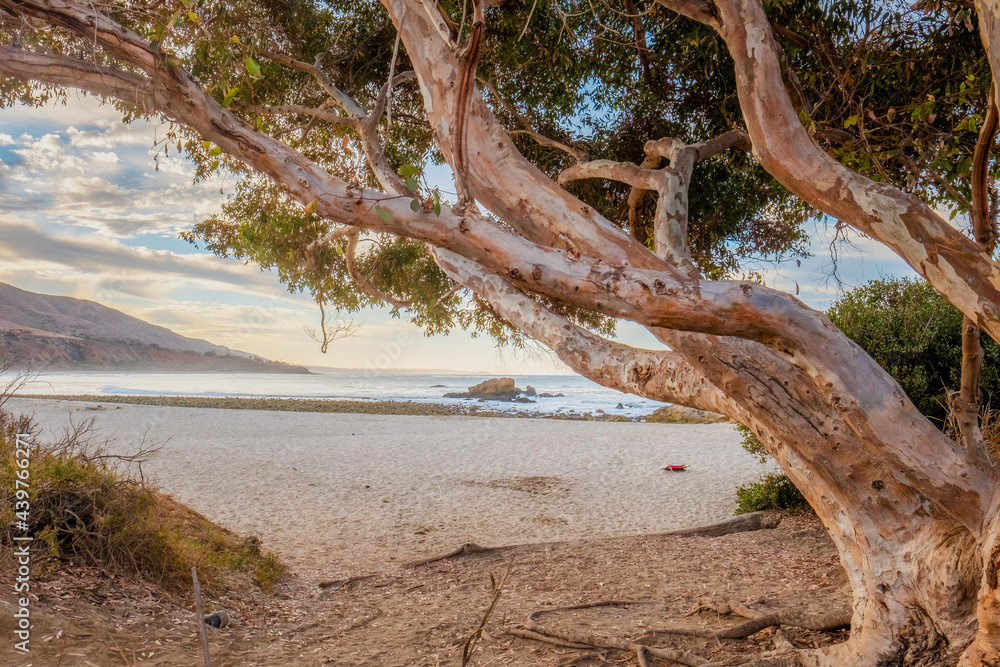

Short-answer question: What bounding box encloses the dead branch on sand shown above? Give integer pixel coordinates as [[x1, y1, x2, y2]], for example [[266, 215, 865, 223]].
[[461, 555, 515, 666]]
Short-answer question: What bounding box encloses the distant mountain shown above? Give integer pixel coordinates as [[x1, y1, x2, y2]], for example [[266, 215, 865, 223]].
[[0, 282, 309, 373]]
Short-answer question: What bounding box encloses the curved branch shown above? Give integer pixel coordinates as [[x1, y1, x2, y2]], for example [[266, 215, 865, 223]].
[[367, 70, 416, 134], [432, 249, 735, 415], [653, 0, 1000, 342], [386, 0, 665, 270], [243, 104, 359, 129], [258, 49, 362, 116], [345, 231, 409, 311], [485, 79, 587, 163], [0, 46, 157, 106], [557, 159, 666, 190]]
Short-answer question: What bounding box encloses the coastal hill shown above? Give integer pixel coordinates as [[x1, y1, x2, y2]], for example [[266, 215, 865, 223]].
[[0, 282, 308, 372]]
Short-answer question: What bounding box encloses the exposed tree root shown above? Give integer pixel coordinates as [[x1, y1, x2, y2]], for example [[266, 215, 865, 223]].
[[402, 542, 498, 567], [509, 597, 847, 667], [657, 512, 783, 539], [317, 574, 374, 589], [507, 628, 594, 649], [675, 598, 850, 639]]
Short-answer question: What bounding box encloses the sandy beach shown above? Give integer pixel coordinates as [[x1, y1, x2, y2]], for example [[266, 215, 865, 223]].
[[11, 398, 768, 580]]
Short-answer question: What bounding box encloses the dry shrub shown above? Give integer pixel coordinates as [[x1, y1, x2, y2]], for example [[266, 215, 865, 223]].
[[0, 406, 284, 592], [982, 408, 1000, 460]]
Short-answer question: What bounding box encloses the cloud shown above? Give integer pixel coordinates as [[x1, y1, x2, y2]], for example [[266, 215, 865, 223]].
[[0, 109, 226, 239], [0, 217, 284, 294]]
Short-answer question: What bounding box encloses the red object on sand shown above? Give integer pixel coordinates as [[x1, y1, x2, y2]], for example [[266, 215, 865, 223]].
[[664, 464, 688, 472]]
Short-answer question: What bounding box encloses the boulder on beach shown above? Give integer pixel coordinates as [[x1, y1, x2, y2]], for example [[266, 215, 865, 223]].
[[645, 404, 730, 424], [444, 377, 523, 401], [525, 385, 536, 396]]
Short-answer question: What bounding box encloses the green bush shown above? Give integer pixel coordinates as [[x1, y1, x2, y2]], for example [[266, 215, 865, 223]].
[[827, 278, 1000, 424], [735, 473, 811, 514], [735, 424, 812, 514]]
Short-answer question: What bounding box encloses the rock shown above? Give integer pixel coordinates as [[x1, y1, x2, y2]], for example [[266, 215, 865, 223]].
[[430, 384, 445, 387], [525, 385, 536, 396], [596, 409, 605, 413], [616, 402, 624, 409], [645, 404, 730, 424], [514, 396, 536, 403], [204, 610, 230, 629], [600, 414, 631, 422], [443, 377, 522, 401]]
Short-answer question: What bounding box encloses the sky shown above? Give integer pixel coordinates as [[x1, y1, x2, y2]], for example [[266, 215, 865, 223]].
[[0, 94, 922, 373]]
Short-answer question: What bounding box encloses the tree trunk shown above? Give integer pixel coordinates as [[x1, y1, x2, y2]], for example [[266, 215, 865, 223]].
[[670, 332, 984, 666]]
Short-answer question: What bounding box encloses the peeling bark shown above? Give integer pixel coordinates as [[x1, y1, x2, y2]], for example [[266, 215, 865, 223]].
[[5, 0, 1000, 663]]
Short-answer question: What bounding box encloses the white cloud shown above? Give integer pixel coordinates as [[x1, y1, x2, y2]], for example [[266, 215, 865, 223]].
[[0, 116, 226, 238]]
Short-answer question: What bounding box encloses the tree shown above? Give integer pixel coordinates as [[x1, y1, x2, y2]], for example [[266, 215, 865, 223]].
[[5, 0, 1000, 664], [828, 278, 1000, 426]]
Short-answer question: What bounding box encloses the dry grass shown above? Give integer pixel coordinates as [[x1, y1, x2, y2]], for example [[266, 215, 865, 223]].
[[0, 406, 284, 593]]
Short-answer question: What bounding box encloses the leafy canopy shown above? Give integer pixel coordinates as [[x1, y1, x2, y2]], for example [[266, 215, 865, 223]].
[[2, 0, 994, 349]]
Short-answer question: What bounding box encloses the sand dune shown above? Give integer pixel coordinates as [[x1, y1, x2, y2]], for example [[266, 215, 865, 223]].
[[11, 398, 770, 580]]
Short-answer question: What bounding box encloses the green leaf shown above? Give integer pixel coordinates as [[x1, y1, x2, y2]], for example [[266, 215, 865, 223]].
[[375, 207, 393, 223], [210, 160, 220, 171], [433, 201, 442, 217], [843, 114, 859, 129], [304, 199, 318, 215], [410, 199, 421, 212], [180, 0, 193, 7], [209, 146, 222, 156], [202, 140, 212, 150], [399, 164, 419, 178], [222, 87, 240, 108], [188, 11, 200, 22], [245, 57, 261, 77], [405, 177, 419, 191]]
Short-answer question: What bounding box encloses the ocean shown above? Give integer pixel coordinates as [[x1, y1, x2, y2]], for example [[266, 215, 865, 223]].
[[15, 370, 667, 417]]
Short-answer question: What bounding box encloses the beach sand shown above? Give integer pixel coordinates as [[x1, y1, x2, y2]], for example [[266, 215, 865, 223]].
[[11, 398, 769, 580]]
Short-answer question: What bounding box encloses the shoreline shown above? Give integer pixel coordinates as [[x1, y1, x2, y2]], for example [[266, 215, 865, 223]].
[[18, 393, 666, 422], [10, 398, 756, 579]]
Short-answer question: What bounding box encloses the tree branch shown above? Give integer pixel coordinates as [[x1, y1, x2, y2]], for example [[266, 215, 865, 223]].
[[258, 49, 362, 115], [345, 230, 409, 310], [557, 159, 666, 190], [955, 78, 1000, 461], [243, 104, 359, 130], [653, 0, 1000, 344], [485, 79, 587, 163], [0, 46, 158, 107], [433, 249, 736, 415]]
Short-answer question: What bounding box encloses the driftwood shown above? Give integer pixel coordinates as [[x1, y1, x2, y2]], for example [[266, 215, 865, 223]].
[[318, 574, 375, 589], [402, 542, 496, 568], [656, 512, 782, 538]]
